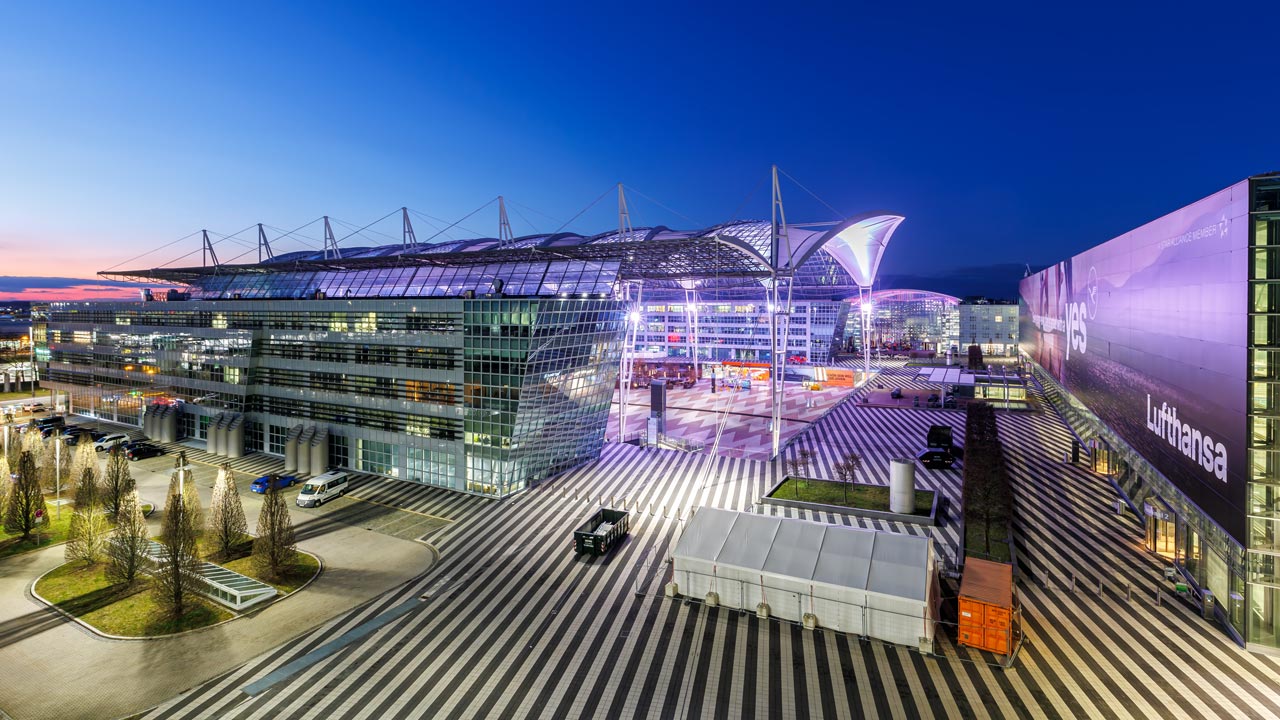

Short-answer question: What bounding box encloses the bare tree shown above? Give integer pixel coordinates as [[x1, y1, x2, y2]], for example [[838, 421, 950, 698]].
[[101, 447, 135, 520], [785, 448, 815, 500], [68, 439, 99, 500], [166, 453, 203, 541], [65, 487, 108, 565], [154, 472, 201, 619], [832, 450, 863, 505], [73, 465, 99, 508], [4, 451, 47, 540], [208, 464, 248, 560], [0, 455, 9, 520], [106, 489, 149, 587], [41, 434, 69, 495], [253, 480, 297, 581]]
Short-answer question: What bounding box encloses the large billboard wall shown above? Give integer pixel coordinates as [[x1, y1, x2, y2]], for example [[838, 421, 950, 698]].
[[1019, 179, 1251, 542]]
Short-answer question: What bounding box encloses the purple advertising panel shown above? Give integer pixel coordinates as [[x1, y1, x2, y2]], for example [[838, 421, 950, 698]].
[[1020, 180, 1250, 542]]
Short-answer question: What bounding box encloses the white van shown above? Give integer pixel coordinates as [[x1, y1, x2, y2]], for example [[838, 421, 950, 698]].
[[296, 471, 349, 508]]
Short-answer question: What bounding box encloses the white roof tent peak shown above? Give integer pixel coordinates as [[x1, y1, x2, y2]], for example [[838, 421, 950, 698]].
[[802, 212, 905, 288]]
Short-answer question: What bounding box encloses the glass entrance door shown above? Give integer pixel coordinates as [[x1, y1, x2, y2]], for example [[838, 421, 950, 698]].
[[1145, 504, 1177, 557]]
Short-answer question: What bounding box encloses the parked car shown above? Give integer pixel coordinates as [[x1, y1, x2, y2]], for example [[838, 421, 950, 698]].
[[124, 443, 165, 461], [251, 473, 297, 494], [917, 448, 956, 470], [20, 402, 46, 413], [296, 471, 350, 507], [93, 433, 130, 452], [890, 388, 904, 399], [63, 428, 105, 445]]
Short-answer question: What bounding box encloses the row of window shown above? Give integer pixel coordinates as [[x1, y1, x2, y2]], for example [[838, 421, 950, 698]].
[[252, 367, 462, 404], [257, 339, 460, 370]]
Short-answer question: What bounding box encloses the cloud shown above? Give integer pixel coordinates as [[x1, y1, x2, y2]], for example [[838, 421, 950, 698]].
[[0, 276, 172, 301]]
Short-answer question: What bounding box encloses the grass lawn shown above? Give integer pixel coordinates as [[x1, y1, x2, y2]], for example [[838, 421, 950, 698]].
[[35, 562, 233, 636], [0, 504, 74, 560], [222, 551, 320, 594], [770, 478, 934, 515], [198, 537, 321, 594], [965, 522, 1012, 563]]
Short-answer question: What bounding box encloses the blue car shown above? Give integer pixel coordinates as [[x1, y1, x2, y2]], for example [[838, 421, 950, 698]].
[[250, 474, 297, 493]]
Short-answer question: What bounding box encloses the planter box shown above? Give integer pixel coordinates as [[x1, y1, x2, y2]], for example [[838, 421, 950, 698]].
[[762, 477, 939, 527]]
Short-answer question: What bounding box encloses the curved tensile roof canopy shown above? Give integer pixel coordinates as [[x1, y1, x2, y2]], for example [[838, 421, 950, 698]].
[[102, 213, 906, 302], [847, 289, 962, 307]]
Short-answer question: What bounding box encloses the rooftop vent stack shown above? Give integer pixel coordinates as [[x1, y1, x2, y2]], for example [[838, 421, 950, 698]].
[[310, 427, 329, 475], [227, 415, 245, 459]]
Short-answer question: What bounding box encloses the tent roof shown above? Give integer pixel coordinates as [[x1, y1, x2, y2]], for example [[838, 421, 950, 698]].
[[673, 508, 933, 602]]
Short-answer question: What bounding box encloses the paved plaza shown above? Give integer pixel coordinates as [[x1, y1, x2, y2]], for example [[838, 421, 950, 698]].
[[120, 366, 1280, 719]]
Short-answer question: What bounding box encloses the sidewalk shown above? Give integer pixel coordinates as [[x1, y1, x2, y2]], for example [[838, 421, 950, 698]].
[[0, 461, 437, 720]]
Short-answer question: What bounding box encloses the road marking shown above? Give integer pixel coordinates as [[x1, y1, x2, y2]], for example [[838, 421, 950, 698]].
[[240, 598, 423, 697], [342, 494, 456, 524]]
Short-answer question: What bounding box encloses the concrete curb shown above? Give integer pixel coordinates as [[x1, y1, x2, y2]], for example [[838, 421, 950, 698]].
[[29, 549, 325, 642], [762, 478, 939, 526]]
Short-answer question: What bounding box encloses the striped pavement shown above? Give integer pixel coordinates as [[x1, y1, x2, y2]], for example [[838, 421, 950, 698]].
[[138, 379, 1280, 719]]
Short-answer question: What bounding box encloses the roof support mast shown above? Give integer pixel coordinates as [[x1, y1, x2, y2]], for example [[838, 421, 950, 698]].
[[617, 183, 640, 444], [497, 196, 513, 247], [402, 207, 416, 248], [202, 229, 220, 268], [770, 165, 793, 460], [257, 223, 274, 263], [323, 216, 339, 260]]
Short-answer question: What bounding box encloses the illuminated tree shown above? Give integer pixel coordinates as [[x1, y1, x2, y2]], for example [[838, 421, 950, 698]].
[[65, 470, 108, 564], [5, 451, 47, 540], [101, 447, 135, 520], [253, 480, 297, 581], [208, 464, 248, 560], [0, 455, 9, 519], [155, 476, 200, 619], [68, 438, 99, 500], [165, 453, 202, 540], [106, 490, 148, 587]]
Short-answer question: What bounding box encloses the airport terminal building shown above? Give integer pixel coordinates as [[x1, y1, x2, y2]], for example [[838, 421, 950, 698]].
[[1020, 173, 1280, 652], [41, 213, 905, 498]]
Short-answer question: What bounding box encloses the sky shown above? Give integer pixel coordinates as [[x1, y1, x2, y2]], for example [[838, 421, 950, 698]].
[[1, 1, 1276, 300]]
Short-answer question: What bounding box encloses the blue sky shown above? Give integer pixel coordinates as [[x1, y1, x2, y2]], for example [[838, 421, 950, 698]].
[[1, 1, 1276, 298]]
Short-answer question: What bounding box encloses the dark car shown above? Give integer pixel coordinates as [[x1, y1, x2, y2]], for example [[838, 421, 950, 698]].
[[63, 429, 108, 445], [251, 474, 297, 494], [125, 443, 165, 461], [917, 448, 956, 470], [890, 388, 903, 399]]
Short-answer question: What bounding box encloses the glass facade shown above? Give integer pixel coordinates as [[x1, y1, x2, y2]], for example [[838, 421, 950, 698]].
[[42, 296, 624, 498], [1249, 175, 1280, 650], [631, 300, 844, 363], [844, 290, 960, 354]]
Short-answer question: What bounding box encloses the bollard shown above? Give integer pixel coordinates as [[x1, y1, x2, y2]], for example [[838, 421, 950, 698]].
[[1126, 583, 1132, 602], [1070, 574, 1076, 593], [1155, 588, 1162, 606], [1098, 579, 1104, 597]]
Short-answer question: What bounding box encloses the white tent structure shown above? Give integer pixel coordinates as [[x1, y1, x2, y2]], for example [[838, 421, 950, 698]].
[[671, 508, 939, 649]]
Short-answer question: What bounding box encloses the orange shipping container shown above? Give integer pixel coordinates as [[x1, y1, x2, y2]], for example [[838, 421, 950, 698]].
[[957, 557, 1016, 655]]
